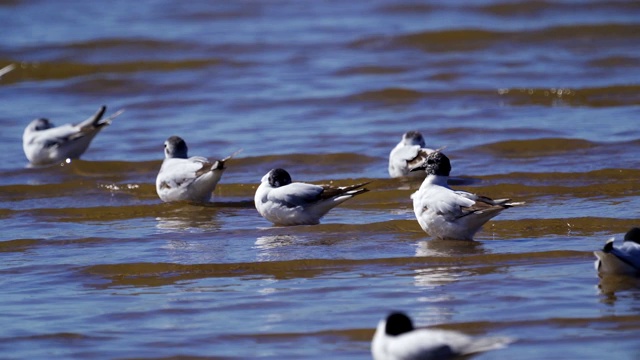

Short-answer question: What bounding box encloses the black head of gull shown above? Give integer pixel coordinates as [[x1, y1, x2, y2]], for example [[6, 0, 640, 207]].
[[385, 312, 414, 336], [268, 168, 292, 188], [410, 151, 451, 177], [164, 136, 188, 159]]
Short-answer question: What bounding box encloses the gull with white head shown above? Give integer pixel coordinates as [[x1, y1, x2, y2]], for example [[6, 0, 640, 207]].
[[389, 131, 435, 178], [22, 105, 124, 166], [156, 136, 237, 203]]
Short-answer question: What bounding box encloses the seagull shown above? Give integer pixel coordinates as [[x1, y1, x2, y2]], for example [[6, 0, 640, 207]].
[[254, 168, 369, 226], [594, 227, 640, 275], [410, 151, 523, 240], [22, 105, 124, 166], [372, 312, 513, 360], [156, 136, 237, 203], [389, 131, 435, 178]]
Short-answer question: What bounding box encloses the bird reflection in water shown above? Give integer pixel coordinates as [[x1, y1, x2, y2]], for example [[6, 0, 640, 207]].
[[155, 204, 222, 232], [254, 234, 299, 262], [412, 239, 485, 325]]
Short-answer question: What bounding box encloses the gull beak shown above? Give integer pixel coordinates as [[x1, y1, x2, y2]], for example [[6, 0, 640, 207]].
[[409, 162, 427, 172]]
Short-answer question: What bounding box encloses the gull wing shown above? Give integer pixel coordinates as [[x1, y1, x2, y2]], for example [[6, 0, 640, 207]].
[[157, 157, 211, 190], [267, 182, 324, 208]]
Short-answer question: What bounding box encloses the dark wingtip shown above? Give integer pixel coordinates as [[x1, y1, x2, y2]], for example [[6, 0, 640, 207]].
[[603, 238, 614, 252], [347, 181, 372, 195], [93, 105, 107, 123], [212, 159, 226, 170]]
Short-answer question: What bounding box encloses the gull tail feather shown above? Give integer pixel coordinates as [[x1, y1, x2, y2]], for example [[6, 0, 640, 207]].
[[77, 106, 125, 130], [321, 181, 371, 202], [102, 108, 125, 125], [77, 106, 107, 128], [603, 237, 615, 252], [0, 64, 16, 77], [212, 148, 243, 170], [503, 201, 525, 207], [341, 181, 371, 195]]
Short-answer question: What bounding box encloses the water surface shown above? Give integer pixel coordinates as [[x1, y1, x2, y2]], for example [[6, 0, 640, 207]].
[[1, 1, 640, 359]]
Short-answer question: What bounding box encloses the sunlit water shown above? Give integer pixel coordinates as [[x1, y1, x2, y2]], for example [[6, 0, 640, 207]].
[[1, 1, 640, 359]]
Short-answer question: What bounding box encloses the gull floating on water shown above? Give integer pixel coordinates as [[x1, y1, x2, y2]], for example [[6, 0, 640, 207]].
[[389, 131, 435, 178], [594, 227, 640, 275], [410, 151, 523, 240], [372, 312, 513, 360], [254, 168, 369, 226], [22, 105, 124, 166], [156, 136, 238, 203]]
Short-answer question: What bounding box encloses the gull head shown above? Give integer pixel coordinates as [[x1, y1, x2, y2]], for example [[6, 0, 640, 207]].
[[385, 312, 415, 336], [624, 227, 640, 244], [410, 151, 451, 176], [267, 168, 292, 188], [29, 118, 54, 132], [164, 136, 188, 159], [402, 131, 426, 147]]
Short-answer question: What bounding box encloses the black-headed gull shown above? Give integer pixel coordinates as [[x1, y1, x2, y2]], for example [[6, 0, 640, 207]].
[[156, 136, 235, 203], [594, 227, 640, 275], [22, 105, 124, 166], [410, 151, 523, 240], [372, 312, 513, 360], [389, 131, 435, 178], [254, 168, 369, 226]]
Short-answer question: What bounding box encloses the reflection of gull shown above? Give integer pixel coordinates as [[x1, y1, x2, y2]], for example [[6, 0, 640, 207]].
[[372, 312, 513, 360], [413, 267, 465, 289], [156, 216, 220, 232], [160, 238, 227, 264], [254, 234, 299, 262], [412, 240, 484, 324], [255, 234, 297, 250], [155, 205, 221, 232], [411, 262, 462, 324], [413, 240, 481, 289], [596, 273, 640, 303], [415, 239, 484, 257]]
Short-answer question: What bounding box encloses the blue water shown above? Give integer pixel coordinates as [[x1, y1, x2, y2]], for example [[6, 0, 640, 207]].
[[1, 0, 640, 359]]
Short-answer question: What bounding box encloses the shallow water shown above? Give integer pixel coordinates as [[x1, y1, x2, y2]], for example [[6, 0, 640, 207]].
[[1, 0, 640, 359]]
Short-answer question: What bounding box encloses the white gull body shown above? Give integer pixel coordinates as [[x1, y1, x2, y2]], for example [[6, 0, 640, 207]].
[[389, 131, 434, 178], [254, 168, 369, 226], [22, 105, 123, 166], [594, 227, 640, 275], [156, 136, 231, 203], [410, 151, 523, 240], [372, 312, 513, 360]]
